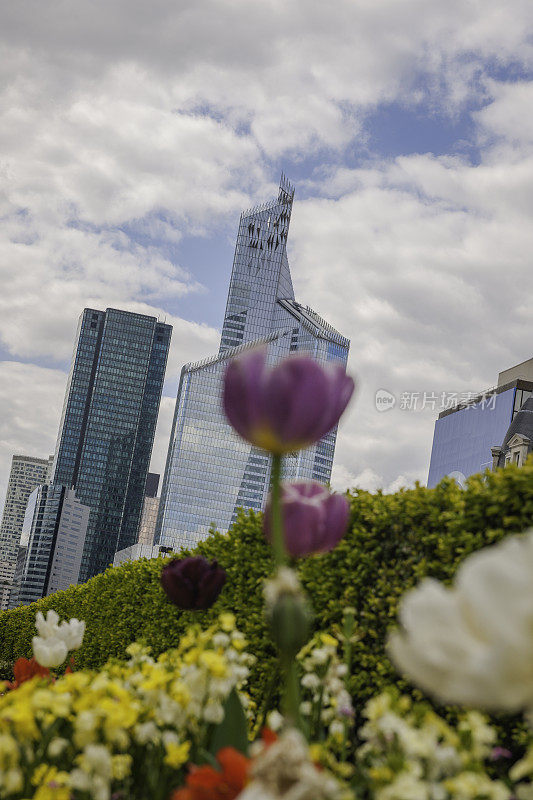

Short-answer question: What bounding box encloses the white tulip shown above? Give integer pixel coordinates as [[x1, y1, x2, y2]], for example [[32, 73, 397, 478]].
[[32, 635, 68, 668], [35, 610, 60, 639], [57, 618, 85, 651], [388, 530, 533, 711]]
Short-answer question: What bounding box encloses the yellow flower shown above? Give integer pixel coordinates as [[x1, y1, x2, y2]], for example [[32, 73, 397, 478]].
[[184, 646, 202, 665], [200, 651, 227, 678], [369, 766, 395, 783], [58, 672, 90, 693], [140, 667, 170, 691], [33, 688, 71, 718], [164, 740, 191, 769], [320, 633, 338, 649], [126, 642, 151, 658], [309, 744, 324, 763], [0, 701, 39, 739], [365, 693, 392, 722], [219, 613, 236, 632], [32, 765, 70, 800], [111, 754, 132, 780], [170, 679, 191, 706], [231, 632, 247, 652]]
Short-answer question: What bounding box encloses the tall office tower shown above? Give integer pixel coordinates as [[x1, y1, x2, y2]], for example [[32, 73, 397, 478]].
[[156, 176, 350, 551], [16, 484, 90, 606], [427, 357, 533, 487], [51, 308, 172, 582], [137, 472, 160, 546], [0, 454, 52, 610]]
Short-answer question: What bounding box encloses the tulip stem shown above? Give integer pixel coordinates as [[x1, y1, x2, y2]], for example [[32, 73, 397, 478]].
[[270, 454, 286, 566], [282, 654, 301, 728]]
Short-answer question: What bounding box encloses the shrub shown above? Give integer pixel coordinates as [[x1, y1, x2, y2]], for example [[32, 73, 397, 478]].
[[1, 462, 533, 727]]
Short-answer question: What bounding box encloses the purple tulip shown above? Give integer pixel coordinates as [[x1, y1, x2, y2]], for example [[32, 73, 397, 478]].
[[263, 481, 350, 557], [160, 556, 226, 610], [223, 347, 354, 454]]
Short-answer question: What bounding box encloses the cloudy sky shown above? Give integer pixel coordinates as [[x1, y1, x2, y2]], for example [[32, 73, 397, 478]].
[[1, 0, 533, 504]]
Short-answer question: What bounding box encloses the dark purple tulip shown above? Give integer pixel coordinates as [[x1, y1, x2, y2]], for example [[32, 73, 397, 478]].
[[160, 556, 226, 610], [223, 347, 354, 455], [263, 481, 350, 557]]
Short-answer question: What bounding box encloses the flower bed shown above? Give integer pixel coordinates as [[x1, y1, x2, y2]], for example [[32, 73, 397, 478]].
[[3, 348, 533, 798]]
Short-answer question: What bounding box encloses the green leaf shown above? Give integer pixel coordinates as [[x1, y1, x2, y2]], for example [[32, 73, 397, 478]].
[[208, 688, 249, 756]]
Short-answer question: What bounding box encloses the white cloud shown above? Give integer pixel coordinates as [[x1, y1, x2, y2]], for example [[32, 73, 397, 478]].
[[331, 463, 416, 495], [0, 362, 65, 504], [150, 396, 175, 483], [288, 82, 533, 487], [0, 0, 532, 500]]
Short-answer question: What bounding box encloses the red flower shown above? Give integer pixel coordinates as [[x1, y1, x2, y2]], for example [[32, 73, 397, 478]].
[[171, 747, 249, 800], [4, 657, 50, 690], [261, 727, 278, 747], [65, 656, 76, 675]]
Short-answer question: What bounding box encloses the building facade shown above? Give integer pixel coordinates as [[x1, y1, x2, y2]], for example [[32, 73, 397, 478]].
[[0, 454, 52, 610], [16, 484, 90, 606], [427, 357, 533, 487], [156, 176, 350, 552], [113, 542, 174, 567], [137, 473, 160, 546], [51, 308, 172, 581], [491, 396, 533, 470]]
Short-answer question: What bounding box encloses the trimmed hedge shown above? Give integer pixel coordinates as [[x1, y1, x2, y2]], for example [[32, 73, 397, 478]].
[[1, 462, 533, 723]]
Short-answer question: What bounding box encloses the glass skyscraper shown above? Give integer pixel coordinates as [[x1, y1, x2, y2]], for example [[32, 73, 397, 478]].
[[52, 308, 172, 581], [0, 454, 53, 609], [427, 357, 533, 487], [16, 484, 90, 606], [156, 176, 350, 551]]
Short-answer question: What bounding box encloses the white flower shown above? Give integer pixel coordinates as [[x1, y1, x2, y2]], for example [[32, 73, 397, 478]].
[[203, 700, 225, 724], [245, 728, 343, 799], [82, 743, 113, 778], [35, 610, 60, 638], [267, 710, 284, 732], [264, 567, 303, 609], [3, 770, 23, 793], [32, 635, 68, 668], [135, 722, 160, 745], [56, 618, 85, 650], [329, 720, 345, 739], [48, 737, 69, 758], [388, 530, 533, 711], [310, 648, 329, 665], [162, 730, 180, 746], [375, 771, 428, 800], [302, 673, 320, 690]]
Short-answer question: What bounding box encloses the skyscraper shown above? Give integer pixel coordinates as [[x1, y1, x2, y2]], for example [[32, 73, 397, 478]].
[[156, 176, 350, 551], [16, 484, 90, 606], [51, 308, 172, 581], [0, 454, 53, 609], [427, 357, 533, 487]]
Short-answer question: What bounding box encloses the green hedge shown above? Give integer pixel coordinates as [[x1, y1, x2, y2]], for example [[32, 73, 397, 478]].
[[1, 462, 533, 725]]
